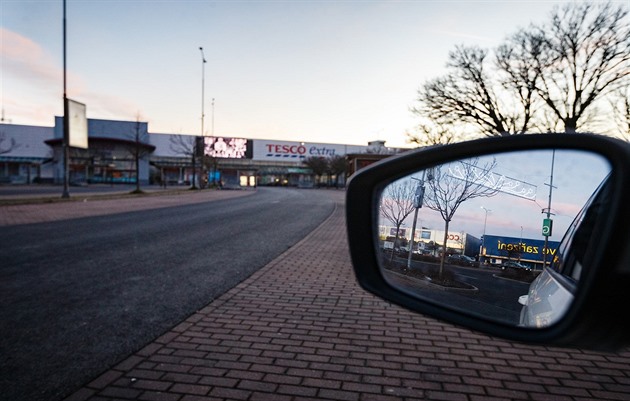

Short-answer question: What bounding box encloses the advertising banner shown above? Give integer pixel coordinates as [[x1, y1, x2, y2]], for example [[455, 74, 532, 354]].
[[483, 235, 560, 262], [67, 98, 88, 149]]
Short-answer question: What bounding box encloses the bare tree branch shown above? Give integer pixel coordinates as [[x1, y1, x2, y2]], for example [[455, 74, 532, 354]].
[[610, 85, 630, 141], [406, 117, 459, 147], [169, 134, 200, 189], [533, 2, 630, 133], [0, 131, 18, 155], [415, 45, 538, 137]]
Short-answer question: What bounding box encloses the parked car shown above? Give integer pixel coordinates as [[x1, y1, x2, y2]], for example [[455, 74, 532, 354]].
[[447, 254, 477, 266]]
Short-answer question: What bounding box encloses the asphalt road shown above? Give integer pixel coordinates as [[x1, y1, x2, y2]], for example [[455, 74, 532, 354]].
[[384, 260, 530, 325], [0, 187, 338, 401]]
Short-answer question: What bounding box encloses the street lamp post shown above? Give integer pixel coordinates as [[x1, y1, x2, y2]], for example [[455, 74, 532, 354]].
[[200, 47, 207, 139], [480, 206, 491, 265], [193, 46, 207, 189], [61, 0, 70, 198]]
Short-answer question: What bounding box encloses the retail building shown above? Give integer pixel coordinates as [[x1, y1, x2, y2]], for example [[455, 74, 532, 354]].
[[1, 118, 403, 187]]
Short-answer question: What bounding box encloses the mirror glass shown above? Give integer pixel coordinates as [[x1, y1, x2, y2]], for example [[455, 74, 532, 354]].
[[377, 149, 611, 328]]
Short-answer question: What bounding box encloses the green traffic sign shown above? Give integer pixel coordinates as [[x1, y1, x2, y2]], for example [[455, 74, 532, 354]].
[[542, 218, 553, 237]]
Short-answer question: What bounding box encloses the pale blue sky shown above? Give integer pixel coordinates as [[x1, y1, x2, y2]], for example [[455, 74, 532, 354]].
[[1, 1, 608, 147]]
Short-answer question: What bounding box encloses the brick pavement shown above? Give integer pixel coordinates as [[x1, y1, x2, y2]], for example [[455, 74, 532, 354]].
[[61, 197, 630, 401]]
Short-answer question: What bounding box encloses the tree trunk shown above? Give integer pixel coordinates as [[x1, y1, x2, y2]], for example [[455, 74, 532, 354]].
[[439, 220, 450, 278], [135, 148, 141, 192]]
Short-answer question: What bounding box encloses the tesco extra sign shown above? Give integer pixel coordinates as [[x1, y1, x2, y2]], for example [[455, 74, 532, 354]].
[[447, 234, 461, 242], [266, 144, 307, 157], [253, 140, 348, 161]]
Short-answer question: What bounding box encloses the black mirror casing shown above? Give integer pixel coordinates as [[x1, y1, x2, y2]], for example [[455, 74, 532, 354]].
[[346, 134, 630, 351]]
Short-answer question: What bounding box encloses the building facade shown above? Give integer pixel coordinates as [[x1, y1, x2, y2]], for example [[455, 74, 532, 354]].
[[1, 118, 402, 187]]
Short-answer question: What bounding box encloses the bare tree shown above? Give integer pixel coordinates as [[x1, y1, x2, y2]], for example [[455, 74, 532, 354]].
[[327, 155, 347, 188], [380, 179, 417, 261], [0, 131, 18, 155], [406, 117, 459, 147], [415, 45, 538, 137], [532, 2, 630, 133], [126, 116, 153, 193], [169, 134, 200, 189], [303, 156, 328, 186], [424, 158, 499, 276], [495, 29, 545, 133], [610, 86, 630, 141]]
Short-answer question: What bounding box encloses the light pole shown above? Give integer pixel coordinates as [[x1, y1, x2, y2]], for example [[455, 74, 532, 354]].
[[480, 206, 491, 265], [62, 0, 70, 198], [193, 46, 206, 189], [200, 47, 207, 138]]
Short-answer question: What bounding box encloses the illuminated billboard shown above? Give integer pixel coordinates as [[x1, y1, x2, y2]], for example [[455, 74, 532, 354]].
[[203, 137, 252, 159]]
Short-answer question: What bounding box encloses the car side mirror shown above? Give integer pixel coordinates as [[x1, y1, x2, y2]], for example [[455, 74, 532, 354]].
[[346, 134, 630, 351]]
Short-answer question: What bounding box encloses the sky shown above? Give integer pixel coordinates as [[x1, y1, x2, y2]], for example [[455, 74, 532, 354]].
[[0, 0, 617, 148]]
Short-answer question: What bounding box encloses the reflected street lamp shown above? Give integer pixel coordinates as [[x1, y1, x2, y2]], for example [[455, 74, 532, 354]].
[[407, 171, 427, 269]]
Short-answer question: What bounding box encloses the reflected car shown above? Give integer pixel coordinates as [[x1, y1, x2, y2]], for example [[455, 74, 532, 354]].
[[518, 175, 609, 328], [447, 254, 476, 266], [501, 261, 531, 271]]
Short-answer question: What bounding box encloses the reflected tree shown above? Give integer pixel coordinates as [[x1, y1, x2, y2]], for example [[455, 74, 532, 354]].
[[380, 179, 417, 261], [424, 158, 499, 277]]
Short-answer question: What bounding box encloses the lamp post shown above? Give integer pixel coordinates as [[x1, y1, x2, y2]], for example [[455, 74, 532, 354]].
[[61, 0, 70, 198], [480, 206, 491, 265], [200, 47, 207, 138], [192, 46, 206, 189]]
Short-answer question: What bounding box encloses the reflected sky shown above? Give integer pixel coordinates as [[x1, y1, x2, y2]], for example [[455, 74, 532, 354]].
[[382, 149, 610, 242]]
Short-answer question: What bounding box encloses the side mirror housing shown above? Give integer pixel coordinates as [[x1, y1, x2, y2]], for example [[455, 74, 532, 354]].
[[346, 134, 630, 351]]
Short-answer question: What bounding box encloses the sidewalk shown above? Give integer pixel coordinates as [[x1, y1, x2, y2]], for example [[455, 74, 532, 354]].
[[62, 200, 630, 401], [0, 187, 253, 227]]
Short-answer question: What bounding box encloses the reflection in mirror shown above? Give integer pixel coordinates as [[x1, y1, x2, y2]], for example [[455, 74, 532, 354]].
[[377, 149, 611, 329]]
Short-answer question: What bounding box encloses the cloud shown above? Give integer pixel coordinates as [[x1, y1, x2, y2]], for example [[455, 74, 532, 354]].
[[1, 28, 143, 124], [1, 28, 61, 86]]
